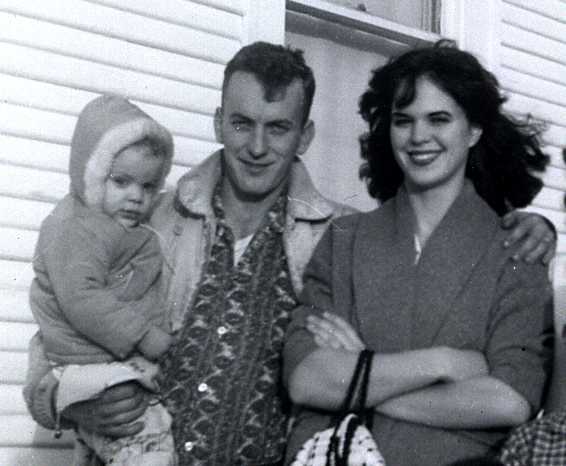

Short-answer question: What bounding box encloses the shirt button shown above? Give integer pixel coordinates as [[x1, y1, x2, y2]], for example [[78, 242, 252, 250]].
[[197, 382, 208, 393], [217, 326, 227, 336], [184, 441, 194, 451]]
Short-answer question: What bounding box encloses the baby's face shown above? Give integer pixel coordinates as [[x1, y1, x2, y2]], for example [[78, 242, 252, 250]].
[[103, 144, 166, 228]]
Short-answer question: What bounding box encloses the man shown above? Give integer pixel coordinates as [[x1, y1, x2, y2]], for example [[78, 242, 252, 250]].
[[24, 42, 555, 465]]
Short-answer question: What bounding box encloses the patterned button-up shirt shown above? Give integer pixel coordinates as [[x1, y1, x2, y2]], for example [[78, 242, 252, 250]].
[[162, 185, 297, 465]]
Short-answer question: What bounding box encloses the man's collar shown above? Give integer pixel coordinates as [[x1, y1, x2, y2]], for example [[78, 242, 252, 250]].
[[174, 150, 336, 221]]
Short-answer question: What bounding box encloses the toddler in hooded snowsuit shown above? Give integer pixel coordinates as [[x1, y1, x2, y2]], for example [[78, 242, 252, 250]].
[[29, 95, 177, 465]]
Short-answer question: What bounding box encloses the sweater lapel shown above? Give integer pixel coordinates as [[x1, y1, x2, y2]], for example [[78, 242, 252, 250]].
[[410, 182, 499, 348], [353, 192, 417, 352]]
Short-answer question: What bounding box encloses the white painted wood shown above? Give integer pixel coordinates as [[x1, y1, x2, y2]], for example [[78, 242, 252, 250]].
[[440, 0, 501, 71], [540, 166, 566, 192], [0, 351, 28, 384], [0, 198, 55, 231], [502, 1, 566, 43], [545, 145, 566, 170], [541, 124, 566, 149], [88, 0, 243, 39], [0, 289, 33, 323], [0, 134, 69, 174], [0, 0, 241, 63], [0, 100, 75, 146], [0, 260, 33, 291], [558, 235, 566, 254], [0, 322, 37, 352], [0, 164, 68, 203], [504, 93, 566, 131], [0, 385, 27, 415], [499, 67, 566, 108], [503, 0, 566, 24], [0, 415, 75, 446], [0, 12, 226, 90], [0, 447, 73, 466], [0, 43, 221, 117], [0, 227, 37, 262], [532, 185, 566, 212], [500, 46, 566, 87], [190, 0, 245, 14], [243, 0, 285, 43], [500, 22, 566, 66]]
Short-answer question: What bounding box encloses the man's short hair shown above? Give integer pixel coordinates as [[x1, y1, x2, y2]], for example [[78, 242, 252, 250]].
[[222, 41, 315, 126]]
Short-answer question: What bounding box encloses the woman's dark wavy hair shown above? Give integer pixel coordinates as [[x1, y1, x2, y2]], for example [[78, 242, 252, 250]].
[[359, 40, 548, 215]]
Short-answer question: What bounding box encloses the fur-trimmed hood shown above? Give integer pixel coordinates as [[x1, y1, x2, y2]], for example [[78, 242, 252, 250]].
[[69, 95, 174, 208]]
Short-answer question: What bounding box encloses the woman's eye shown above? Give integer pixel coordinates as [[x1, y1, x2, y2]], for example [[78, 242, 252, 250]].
[[392, 118, 411, 127]]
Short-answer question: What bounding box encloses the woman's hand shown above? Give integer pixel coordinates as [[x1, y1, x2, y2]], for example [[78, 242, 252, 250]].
[[61, 382, 149, 438], [306, 312, 365, 352], [501, 211, 556, 264], [436, 347, 489, 382]]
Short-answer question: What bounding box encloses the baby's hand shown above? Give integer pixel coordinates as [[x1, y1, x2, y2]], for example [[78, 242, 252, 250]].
[[138, 327, 173, 360]]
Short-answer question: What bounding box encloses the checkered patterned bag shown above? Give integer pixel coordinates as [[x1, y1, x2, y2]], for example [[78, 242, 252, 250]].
[[290, 349, 386, 466]]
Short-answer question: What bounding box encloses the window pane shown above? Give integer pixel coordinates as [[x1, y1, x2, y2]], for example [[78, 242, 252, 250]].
[[286, 13, 413, 211], [323, 0, 441, 32]]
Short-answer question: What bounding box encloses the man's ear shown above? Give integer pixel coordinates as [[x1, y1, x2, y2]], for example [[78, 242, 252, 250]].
[[468, 125, 483, 149], [297, 120, 315, 155], [214, 107, 223, 144]]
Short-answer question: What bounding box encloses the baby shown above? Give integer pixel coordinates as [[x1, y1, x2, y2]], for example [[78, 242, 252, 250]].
[[30, 95, 176, 465]]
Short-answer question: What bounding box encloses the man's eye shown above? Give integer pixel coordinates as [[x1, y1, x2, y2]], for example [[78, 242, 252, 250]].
[[232, 121, 250, 132], [269, 125, 289, 136], [144, 183, 158, 193]]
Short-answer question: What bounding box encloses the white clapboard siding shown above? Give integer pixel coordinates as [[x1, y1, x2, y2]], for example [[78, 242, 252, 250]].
[[0, 448, 73, 466], [499, 0, 566, 258], [0, 415, 74, 447], [0, 289, 32, 323], [0, 322, 37, 352], [0, 0, 241, 63], [0, 1, 251, 461], [1, 351, 28, 385], [0, 385, 28, 416]]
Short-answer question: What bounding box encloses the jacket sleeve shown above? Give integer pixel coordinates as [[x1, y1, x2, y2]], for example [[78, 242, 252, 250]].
[[37, 219, 159, 360], [283, 217, 357, 385], [486, 258, 554, 412]]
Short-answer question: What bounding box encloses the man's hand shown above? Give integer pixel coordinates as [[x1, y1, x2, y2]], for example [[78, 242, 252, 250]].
[[61, 382, 149, 438], [306, 312, 365, 352], [501, 211, 556, 264]]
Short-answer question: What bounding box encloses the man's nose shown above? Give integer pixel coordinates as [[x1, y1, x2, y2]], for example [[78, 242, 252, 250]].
[[248, 127, 268, 157]]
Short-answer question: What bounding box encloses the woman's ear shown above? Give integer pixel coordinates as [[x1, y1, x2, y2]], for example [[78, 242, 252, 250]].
[[214, 107, 223, 144], [469, 126, 483, 148]]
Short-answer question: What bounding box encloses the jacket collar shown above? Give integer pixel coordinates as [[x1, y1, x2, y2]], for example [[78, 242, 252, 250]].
[[174, 150, 336, 221]]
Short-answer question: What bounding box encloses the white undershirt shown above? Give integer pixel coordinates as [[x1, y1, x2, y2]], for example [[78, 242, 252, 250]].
[[414, 234, 423, 265], [234, 234, 254, 264]]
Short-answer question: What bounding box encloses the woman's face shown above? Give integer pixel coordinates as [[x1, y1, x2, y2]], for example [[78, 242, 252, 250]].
[[390, 77, 482, 195]]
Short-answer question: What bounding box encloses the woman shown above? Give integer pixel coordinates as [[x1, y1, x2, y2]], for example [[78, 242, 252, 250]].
[[283, 42, 554, 466]]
